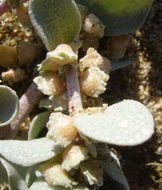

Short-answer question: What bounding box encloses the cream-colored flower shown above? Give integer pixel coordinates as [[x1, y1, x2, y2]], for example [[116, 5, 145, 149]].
[[83, 14, 105, 38], [34, 73, 65, 96], [79, 48, 111, 73], [40, 162, 77, 188], [38, 44, 78, 72], [80, 67, 109, 97], [46, 113, 77, 147], [62, 144, 88, 171]]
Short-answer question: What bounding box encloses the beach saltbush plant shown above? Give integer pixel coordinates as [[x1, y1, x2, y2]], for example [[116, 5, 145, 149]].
[[0, 0, 154, 189]]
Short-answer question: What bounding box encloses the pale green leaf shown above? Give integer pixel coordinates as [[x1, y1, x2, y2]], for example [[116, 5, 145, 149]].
[[29, 0, 82, 51], [78, 0, 153, 35], [74, 100, 154, 146], [28, 111, 51, 140], [29, 178, 54, 190], [29, 178, 89, 190], [0, 85, 19, 127], [25, 164, 41, 188], [0, 138, 62, 167], [0, 157, 28, 190]]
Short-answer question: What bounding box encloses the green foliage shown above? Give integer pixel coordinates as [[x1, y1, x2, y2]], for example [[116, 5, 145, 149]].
[[78, 0, 154, 35], [29, 0, 82, 51], [0, 157, 28, 190], [28, 111, 51, 140], [0, 138, 62, 166], [0, 85, 19, 127], [74, 100, 154, 146]]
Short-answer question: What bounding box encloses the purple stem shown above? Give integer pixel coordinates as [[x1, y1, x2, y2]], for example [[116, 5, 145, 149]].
[[0, 82, 42, 139], [0, 1, 11, 16], [66, 65, 83, 115]]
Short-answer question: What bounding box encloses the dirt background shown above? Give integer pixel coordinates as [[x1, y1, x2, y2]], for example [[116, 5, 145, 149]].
[[102, 1, 162, 189]]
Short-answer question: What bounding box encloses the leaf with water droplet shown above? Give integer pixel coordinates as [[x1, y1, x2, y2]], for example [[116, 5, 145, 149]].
[[74, 100, 154, 146], [0, 138, 62, 167]]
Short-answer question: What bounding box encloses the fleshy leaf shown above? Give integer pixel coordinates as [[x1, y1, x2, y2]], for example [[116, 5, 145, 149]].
[[29, 178, 54, 190], [0, 85, 19, 127], [74, 100, 154, 146], [0, 137, 62, 166], [29, 0, 82, 51], [78, 0, 153, 35], [28, 111, 51, 140], [25, 164, 42, 187], [30, 178, 89, 190], [102, 151, 129, 190], [79, 133, 97, 158], [0, 157, 28, 190]]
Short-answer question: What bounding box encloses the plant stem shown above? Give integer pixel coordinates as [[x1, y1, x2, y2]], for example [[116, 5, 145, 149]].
[[0, 0, 11, 16], [66, 65, 83, 115], [0, 82, 42, 139]]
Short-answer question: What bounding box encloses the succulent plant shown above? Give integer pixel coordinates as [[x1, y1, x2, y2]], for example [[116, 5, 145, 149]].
[[0, 0, 155, 189], [0, 85, 19, 127]]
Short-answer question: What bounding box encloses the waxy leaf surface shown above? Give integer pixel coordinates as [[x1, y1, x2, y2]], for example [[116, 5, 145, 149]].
[[0, 138, 61, 166], [0, 157, 28, 190], [28, 111, 50, 140], [74, 100, 154, 146], [29, 178, 89, 190]]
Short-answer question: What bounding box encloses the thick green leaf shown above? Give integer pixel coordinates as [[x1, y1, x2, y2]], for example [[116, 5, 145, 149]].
[[74, 100, 154, 146], [0, 157, 28, 190], [0, 138, 62, 166], [29, 0, 82, 51], [28, 111, 50, 140], [78, 0, 154, 35], [102, 151, 129, 190], [25, 164, 41, 188]]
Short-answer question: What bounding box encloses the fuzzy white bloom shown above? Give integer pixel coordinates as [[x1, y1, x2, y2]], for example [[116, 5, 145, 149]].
[[34, 73, 65, 96], [62, 144, 88, 171], [46, 113, 77, 147], [38, 44, 78, 72], [80, 67, 109, 97], [1, 68, 26, 85], [40, 162, 77, 188], [80, 160, 103, 186], [79, 48, 111, 73], [83, 14, 105, 38]]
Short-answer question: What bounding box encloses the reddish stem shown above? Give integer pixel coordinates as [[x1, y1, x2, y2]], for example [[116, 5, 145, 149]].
[[0, 82, 42, 139], [0, 1, 11, 16], [66, 65, 83, 115]]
